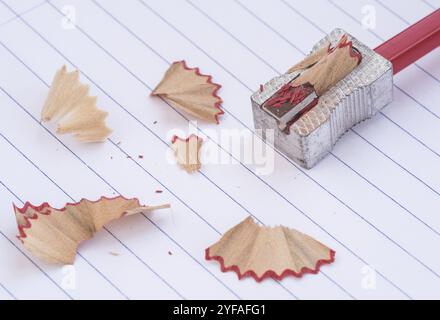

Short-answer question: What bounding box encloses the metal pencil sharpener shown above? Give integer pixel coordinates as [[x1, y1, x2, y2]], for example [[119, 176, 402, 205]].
[[251, 28, 393, 169]]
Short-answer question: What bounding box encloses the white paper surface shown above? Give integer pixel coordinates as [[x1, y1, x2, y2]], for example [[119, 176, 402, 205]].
[[0, 0, 439, 300]]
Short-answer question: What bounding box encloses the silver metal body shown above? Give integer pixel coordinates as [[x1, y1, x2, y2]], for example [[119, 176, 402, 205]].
[[251, 28, 393, 169]]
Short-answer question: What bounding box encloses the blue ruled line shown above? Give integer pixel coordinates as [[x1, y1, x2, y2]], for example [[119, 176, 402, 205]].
[[0, 2, 239, 298], [0, 282, 16, 300], [0, 180, 73, 300], [2, 0, 434, 300]]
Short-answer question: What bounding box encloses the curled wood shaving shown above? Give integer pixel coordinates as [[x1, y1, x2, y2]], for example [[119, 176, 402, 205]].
[[152, 61, 224, 124], [41, 66, 112, 142], [14, 196, 170, 264], [292, 35, 362, 96], [287, 45, 329, 74], [206, 217, 335, 282]]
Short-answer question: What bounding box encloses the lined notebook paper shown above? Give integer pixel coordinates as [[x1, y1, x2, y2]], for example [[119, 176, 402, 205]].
[[0, 0, 439, 300]]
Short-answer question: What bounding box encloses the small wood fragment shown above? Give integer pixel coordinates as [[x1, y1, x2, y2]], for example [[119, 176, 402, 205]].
[[171, 135, 203, 173]]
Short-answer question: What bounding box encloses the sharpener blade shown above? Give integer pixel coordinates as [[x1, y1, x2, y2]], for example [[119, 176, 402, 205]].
[[262, 82, 318, 131]]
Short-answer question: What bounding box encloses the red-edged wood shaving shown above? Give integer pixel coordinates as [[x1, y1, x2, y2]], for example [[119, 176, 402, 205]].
[[14, 196, 170, 264], [152, 60, 224, 124], [206, 216, 335, 282]]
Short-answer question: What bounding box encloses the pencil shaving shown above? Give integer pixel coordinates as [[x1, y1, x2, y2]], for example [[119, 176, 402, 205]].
[[14, 196, 170, 264], [41, 65, 112, 142], [171, 135, 203, 173], [291, 35, 362, 96], [287, 44, 329, 73], [206, 216, 335, 282], [152, 61, 224, 124]]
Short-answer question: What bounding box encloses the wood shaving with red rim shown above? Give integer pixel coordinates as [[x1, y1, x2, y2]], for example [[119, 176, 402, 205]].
[[171, 135, 203, 173], [14, 196, 170, 264], [291, 35, 362, 96], [152, 61, 224, 124], [206, 217, 335, 282]]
